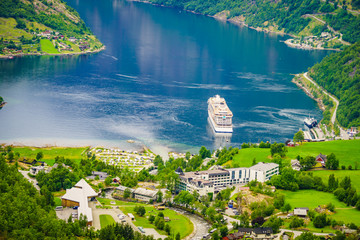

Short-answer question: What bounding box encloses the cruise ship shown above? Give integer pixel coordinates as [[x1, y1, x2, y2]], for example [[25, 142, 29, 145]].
[[208, 95, 233, 133]]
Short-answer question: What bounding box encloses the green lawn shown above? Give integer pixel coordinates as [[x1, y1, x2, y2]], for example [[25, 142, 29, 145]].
[[280, 190, 360, 225], [99, 214, 115, 228], [312, 170, 360, 192], [54, 197, 62, 207], [98, 198, 193, 238], [40, 39, 59, 54], [231, 140, 360, 167], [13, 146, 88, 165]]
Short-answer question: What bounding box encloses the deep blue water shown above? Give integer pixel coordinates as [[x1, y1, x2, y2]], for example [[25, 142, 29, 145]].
[[0, 0, 330, 154]]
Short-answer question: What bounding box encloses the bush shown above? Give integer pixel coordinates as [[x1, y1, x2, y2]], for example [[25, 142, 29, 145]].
[[134, 206, 146, 216]]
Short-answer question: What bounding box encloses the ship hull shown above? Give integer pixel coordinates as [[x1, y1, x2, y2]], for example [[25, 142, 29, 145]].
[[208, 111, 233, 133]]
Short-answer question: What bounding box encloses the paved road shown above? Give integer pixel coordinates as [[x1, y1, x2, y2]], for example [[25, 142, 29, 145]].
[[276, 229, 330, 240], [19, 170, 40, 190], [169, 208, 210, 240], [303, 72, 339, 125]]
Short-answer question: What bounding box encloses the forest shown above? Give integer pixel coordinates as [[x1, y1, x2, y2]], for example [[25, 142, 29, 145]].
[[310, 41, 360, 128], [148, 0, 360, 43], [0, 0, 91, 37]]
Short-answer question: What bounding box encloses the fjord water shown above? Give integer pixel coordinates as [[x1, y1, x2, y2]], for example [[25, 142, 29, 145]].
[[0, 0, 330, 154]]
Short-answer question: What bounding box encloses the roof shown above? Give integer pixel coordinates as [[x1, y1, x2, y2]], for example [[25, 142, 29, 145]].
[[61, 179, 98, 222], [316, 153, 327, 161], [250, 162, 279, 172], [116, 185, 135, 192], [175, 167, 184, 175], [294, 207, 309, 210], [134, 188, 157, 198], [238, 227, 273, 235]]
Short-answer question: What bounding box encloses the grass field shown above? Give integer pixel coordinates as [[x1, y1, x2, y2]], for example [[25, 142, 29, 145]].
[[312, 170, 360, 192], [99, 214, 115, 228], [0, 17, 32, 40], [280, 190, 360, 225], [231, 140, 360, 167], [98, 198, 193, 238], [40, 39, 59, 54], [12, 146, 88, 165], [54, 197, 62, 206]]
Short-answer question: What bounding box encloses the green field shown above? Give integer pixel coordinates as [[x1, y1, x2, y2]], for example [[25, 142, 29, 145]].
[[40, 39, 59, 54], [280, 190, 360, 225], [0, 17, 32, 40], [13, 146, 88, 165], [312, 170, 360, 192], [54, 197, 62, 207], [99, 214, 115, 228], [98, 198, 193, 238], [231, 140, 360, 167]]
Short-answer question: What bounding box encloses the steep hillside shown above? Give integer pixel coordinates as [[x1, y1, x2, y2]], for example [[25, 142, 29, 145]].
[[0, 0, 103, 56], [309, 42, 360, 128], [148, 0, 360, 49]]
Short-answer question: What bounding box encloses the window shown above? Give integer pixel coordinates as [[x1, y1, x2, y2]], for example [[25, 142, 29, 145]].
[[232, 171, 235, 179], [239, 170, 242, 178]]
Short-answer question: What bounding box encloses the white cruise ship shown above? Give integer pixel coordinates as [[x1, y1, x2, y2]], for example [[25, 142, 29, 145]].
[[208, 95, 233, 133]]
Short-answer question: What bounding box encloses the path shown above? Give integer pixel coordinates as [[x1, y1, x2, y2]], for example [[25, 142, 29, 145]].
[[303, 72, 339, 125], [19, 170, 40, 190]]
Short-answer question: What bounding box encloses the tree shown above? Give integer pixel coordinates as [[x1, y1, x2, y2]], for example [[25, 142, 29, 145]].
[[123, 188, 131, 199], [220, 226, 228, 237], [328, 174, 338, 191], [134, 206, 146, 216], [294, 130, 304, 144], [270, 142, 287, 157], [176, 232, 181, 240], [262, 216, 283, 233], [340, 176, 351, 190], [281, 203, 292, 213], [300, 156, 315, 170], [36, 151, 44, 161], [7, 151, 14, 162], [164, 190, 172, 202], [313, 214, 328, 228], [164, 224, 171, 235], [104, 176, 112, 186], [274, 194, 285, 209], [326, 153, 339, 170], [252, 216, 265, 227], [326, 202, 335, 212], [295, 232, 319, 240], [154, 155, 164, 166], [149, 214, 155, 223], [199, 146, 211, 159], [289, 216, 305, 228], [157, 190, 163, 202]]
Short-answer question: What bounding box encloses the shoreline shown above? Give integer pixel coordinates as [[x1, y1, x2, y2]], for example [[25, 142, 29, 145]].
[[0, 45, 106, 59], [129, 0, 293, 37], [292, 75, 326, 112], [284, 39, 341, 51]]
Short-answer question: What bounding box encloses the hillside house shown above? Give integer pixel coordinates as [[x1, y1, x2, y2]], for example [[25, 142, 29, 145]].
[[294, 207, 309, 217], [316, 153, 327, 167], [291, 159, 301, 171]]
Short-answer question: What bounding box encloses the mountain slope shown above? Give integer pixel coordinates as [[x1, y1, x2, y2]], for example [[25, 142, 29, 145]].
[[310, 42, 360, 128], [0, 0, 103, 56]]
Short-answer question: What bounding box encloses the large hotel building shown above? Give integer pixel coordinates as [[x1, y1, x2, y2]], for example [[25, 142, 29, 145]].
[[175, 162, 279, 196]]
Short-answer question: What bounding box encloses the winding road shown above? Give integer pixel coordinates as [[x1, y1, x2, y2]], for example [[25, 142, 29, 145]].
[[303, 72, 339, 125]]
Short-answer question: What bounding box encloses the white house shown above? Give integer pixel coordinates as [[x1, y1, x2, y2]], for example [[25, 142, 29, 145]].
[[294, 208, 309, 217]]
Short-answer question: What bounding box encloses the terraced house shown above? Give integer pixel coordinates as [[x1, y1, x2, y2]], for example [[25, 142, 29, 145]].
[[175, 162, 279, 196]]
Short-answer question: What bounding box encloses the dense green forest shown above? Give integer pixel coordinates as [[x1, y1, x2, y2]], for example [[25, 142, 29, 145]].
[[0, 155, 93, 239], [310, 41, 360, 128], [0, 0, 90, 37], [148, 0, 360, 43]]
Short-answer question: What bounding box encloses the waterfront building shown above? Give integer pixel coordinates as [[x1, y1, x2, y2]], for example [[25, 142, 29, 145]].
[[175, 162, 279, 196]]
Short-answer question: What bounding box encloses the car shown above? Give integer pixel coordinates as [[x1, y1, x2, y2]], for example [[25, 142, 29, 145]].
[[121, 219, 126, 222], [55, 206, 63, 211], [73, 206, 79, 210]]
